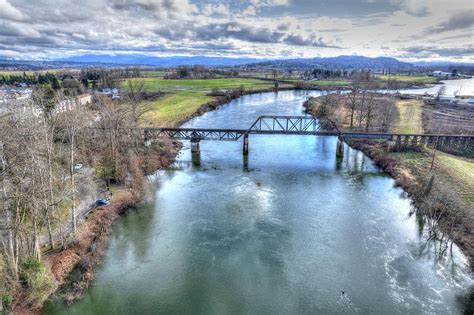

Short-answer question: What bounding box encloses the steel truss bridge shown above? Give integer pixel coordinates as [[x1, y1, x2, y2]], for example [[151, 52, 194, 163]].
[[95, 115, 473, 155], [142, 115, 473, 141]]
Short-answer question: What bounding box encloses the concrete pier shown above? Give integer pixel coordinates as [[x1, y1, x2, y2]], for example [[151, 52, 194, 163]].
[[190, 138, 200, 154], [243, 134, 249, 155], [336, 137, 344, 159]]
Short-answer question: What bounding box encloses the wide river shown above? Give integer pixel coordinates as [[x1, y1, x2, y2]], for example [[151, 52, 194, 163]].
[[45, 90, 473, 314]]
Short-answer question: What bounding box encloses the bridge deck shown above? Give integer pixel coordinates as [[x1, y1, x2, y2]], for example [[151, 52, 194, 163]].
[[143, 127, 473, 141], [97, 115, 473, 143]]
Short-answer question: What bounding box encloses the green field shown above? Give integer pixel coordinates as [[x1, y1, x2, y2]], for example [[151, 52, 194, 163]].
[[376, 75, 438, 84], [128, 77, 275, 126], [125, 77, 274, 92], [286, 79, 351, 86], [141, 91, 215, 126]]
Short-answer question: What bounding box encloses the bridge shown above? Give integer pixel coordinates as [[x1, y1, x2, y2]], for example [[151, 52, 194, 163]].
[[138, 116, 473, 157]]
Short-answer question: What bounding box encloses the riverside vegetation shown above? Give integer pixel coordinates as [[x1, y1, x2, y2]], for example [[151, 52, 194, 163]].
[[304, 85, 474, 271]]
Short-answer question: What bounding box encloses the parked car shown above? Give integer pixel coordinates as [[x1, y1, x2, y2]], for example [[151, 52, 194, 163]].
[[96, 198, 109, 206]]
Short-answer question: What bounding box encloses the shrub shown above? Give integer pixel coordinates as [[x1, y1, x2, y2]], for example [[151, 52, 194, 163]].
[[20, 257, 53, 303], [2, 294, 13, 308]]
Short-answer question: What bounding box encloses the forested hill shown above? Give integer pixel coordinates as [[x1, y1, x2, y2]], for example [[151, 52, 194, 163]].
[[246, 55, 414, 70]]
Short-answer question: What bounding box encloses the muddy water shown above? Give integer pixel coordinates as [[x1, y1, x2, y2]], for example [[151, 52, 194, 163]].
[[44, 90, 473, 314]]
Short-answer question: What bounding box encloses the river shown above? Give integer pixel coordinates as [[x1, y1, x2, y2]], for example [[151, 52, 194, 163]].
[[44, 90, 473, 314], [399, 78, 474, 97]]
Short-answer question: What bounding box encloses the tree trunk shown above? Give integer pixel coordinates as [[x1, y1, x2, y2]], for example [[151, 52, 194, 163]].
[[70, 136, 77, 233]]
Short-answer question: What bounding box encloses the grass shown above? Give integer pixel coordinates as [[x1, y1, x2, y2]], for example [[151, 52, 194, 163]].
[[126, 77, 274, 126], [141, 90, 215, 126], [376, 75, 438, 84], [393, 99, 424, 134], [436, 152, 474, 206], [286, 79, 351, 86], [124, 77, 273, 92]]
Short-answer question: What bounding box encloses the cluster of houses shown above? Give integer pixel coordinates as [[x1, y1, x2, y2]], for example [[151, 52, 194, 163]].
[[0, 92, 93, 117], [431, 71, 470, 79], [0, 87, 32, 103], [96, 87, 121, 100]]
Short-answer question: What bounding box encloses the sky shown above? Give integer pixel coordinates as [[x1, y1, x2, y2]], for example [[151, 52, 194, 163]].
[[0, 0, 473, 61]]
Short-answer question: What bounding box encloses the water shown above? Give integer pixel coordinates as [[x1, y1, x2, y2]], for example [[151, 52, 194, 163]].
[[44, 90, 473, 314], [398, 78, 474, 97]]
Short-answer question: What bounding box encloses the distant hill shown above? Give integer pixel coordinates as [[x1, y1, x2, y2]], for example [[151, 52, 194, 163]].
[[412, 61, 474, 67], [5, 54, 471, 71], [247, 55, 414, 70], [55, 54, 267, 67]]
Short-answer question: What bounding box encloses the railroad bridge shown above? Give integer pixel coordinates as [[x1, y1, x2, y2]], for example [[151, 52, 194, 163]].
[[117, 115, 473, 157]]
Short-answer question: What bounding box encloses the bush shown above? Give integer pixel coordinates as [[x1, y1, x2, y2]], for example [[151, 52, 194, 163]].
[[2, 294, 13, 308], [20, 257, 53, 303]]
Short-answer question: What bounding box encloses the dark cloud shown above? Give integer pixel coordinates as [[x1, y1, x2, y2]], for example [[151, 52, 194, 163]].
[[282, 33, 340, 48], [426, 11, 474, 34], [155, 21, 286, 44], [403, 45, 474, 57]]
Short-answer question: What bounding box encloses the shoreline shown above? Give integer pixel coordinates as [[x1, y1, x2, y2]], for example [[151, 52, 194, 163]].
[[346, 139, 473, 272]]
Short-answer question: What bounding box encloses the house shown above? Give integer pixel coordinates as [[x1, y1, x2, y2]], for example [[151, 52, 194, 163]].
[[432, 71, 455, 78], [75, 93, 92, 106], [438, 95, 458, 103]]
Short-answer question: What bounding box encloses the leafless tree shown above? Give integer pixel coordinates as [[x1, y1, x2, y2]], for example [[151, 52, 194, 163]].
[[58, 107, 90, 233], [123, 79, 149, 125]]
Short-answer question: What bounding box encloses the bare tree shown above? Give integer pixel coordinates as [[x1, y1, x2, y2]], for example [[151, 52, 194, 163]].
[[123, 79, 149, 125], [346, 86, 359, 127], [58, 107, 89, 233]]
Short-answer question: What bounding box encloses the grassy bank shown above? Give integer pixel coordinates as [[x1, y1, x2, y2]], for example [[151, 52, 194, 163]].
[[141, 91, 216, 126], [375, 74, 439, 84], [121, 77, 276, 126]]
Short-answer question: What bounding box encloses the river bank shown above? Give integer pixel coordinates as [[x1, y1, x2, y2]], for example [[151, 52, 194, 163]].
[[347, 140, 473, 270], [304, 95, 474, 272], [9, 142, 182, 314]]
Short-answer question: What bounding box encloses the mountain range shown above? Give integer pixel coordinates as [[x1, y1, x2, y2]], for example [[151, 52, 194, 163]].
[[1, 54, 473, 70], [55, 54, 266, 67]]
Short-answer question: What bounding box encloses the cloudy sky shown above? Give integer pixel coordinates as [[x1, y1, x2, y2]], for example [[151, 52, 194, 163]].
[[0, 0, 473, 61]]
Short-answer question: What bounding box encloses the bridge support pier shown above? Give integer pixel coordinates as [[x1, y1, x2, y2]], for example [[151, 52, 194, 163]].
[[190, 138, 200, 154], [243, 134, 249, 155], [336, 137, 344, 159]]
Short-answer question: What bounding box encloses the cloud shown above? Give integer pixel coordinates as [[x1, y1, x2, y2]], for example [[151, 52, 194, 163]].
[[250, 0, 291, 7], [395, 0, 430, 16], [403, 45, 474, 57], [0, 0, 25, 20], [202, 3, 230, 17], [109, 0, 197, 19], [0, 21, 39, 37], [283, 33, 340, 48], [0, 0, 472, 61], [426, 11, 474, 33], [241, 5, 257, 16]]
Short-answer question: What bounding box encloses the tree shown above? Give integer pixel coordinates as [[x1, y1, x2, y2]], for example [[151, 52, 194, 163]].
[[123, 79, 149, 125], [51, 77, 61, 90], [58, 107, 89, 233]]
